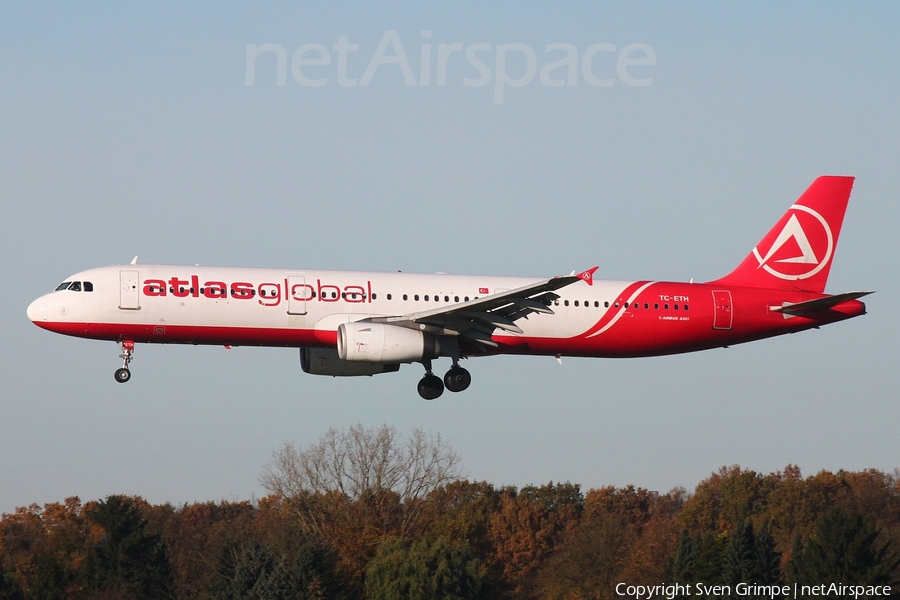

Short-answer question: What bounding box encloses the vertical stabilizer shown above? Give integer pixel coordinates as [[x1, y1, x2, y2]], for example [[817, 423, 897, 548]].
[[709, 176, 854, 293]]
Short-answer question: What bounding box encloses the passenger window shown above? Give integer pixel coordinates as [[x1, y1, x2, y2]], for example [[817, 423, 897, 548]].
[[664, 304, 669, 310], [56, 282, 71, 291], [654, 303, 659, 309], [464, 296, 469, 302], [604, 301, 609, 308], [684, 304, 689, 311], [674, 304, 679, 310], [403, 294, 408, 301], [574, 300, 579, 307], [624, 302, 629, 308], [69, 282, 82, 292], [594, 301, 599, 307], [644, 303, 649, 309], [387, 294, 392, 300], [564, 300, 569, 306], [414, 295, 419, 301], [444, 296, 449, 302], [454, 296, 459, 303], [424, 295, 429, 301]]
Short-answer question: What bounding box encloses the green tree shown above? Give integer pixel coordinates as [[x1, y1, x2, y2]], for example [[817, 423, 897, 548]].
[[722, 520, 758, 585], [754, 525, 782, 586], [222, 542, 289, 600], [0, 569, 24, 600], [365, 537, 484, 600], [788, 508, 900, 585], [286, 542, 344, 600], [84, 495, 174, 599], [668, 529, 698, 586], [721, 520, 782, 591]]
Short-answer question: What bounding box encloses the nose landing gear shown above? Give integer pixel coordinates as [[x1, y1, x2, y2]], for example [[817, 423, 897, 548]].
[[114, 340, 134, 383]]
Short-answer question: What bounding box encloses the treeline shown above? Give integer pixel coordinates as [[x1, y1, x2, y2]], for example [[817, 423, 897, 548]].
[[1, 427, 898, 599]]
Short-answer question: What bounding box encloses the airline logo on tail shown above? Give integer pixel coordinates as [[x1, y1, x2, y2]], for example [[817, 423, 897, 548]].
[[751, 204, 834, 281]]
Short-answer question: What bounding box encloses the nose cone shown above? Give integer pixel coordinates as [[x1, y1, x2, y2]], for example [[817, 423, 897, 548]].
[[27, 296, 48, 323]]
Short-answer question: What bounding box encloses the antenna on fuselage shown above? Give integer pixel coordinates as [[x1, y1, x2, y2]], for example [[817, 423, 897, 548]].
[[130, 256, 138, 265]]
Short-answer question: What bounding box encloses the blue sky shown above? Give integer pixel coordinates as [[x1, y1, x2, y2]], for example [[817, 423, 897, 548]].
[[1, 2, 898, 513]]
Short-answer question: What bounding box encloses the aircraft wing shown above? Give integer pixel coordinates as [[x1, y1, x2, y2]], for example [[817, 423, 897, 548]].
[[770, 290, 874, 316], [366, 267, 598, 349]]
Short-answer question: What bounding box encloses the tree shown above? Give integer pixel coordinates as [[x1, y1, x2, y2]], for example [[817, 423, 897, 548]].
[[533, 509, 631, 600], [261, 424, 463, 505], [788, 508, 900, 585], [222, 542, 289, 600], [260, 424, 464, 594], [753, 525, 782, 586], [261, 424, 463, 538], [722, 520, 758, 585], [668, 530, 698, 593], [488, 482, 583, 597], [365, 537, 484, 600], [84, 495, 174, 599], [0, 568, 23, 600]]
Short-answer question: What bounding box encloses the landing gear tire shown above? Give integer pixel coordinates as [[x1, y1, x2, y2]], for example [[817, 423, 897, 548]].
[[114, 368, 131, 383], [444, 367, 471, 393], [417, 374, 444, 400], [116, 340, 135, 383]]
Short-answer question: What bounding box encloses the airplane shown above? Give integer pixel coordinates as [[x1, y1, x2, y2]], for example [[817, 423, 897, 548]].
[[27, 176, 871, 399]]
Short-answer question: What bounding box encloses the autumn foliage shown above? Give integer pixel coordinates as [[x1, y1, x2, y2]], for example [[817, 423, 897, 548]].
[[1, 431, 898, 599]]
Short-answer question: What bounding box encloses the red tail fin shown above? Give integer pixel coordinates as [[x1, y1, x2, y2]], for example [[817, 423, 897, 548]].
[[710, 176, 855, 293]]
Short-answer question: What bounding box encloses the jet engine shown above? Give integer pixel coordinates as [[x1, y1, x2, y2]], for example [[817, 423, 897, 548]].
[[337, 322, 444, 363], [300, 347, 400, 377]]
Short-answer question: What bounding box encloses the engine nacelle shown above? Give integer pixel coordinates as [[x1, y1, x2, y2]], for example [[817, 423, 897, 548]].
[[337, 322, 443, 363], [300, 347, 400, 377]]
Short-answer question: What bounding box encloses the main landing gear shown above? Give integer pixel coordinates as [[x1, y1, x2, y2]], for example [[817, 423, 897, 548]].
[[417, 358, 471, 400], [114, 339, 134, 383]]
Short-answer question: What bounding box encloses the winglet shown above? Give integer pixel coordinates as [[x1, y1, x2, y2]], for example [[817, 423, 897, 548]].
[[576, 266, 599, 286]]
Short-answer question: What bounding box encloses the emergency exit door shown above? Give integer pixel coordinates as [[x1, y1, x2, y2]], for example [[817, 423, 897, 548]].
[[712, 290, 733, 330], [119, 270, 140, 310], [287, 275, 308, 315]]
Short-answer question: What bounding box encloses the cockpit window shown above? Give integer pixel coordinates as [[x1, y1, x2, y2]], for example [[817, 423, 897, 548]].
[[84, 281, 93, 292], [68, 282, 82, 292], [56, 282, 71, 291]]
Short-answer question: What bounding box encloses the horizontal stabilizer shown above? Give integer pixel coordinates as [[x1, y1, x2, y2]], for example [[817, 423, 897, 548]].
[[771, 291, 873, 316]]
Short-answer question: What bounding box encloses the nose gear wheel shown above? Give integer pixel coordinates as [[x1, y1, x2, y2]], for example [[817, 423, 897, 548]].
[[115, 340, 135, 383]]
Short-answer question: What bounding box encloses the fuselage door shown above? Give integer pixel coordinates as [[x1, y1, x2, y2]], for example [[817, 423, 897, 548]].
[[119, 270, 140, 310], [712, 290, 733, 330], [287, 275, 308, 315]]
